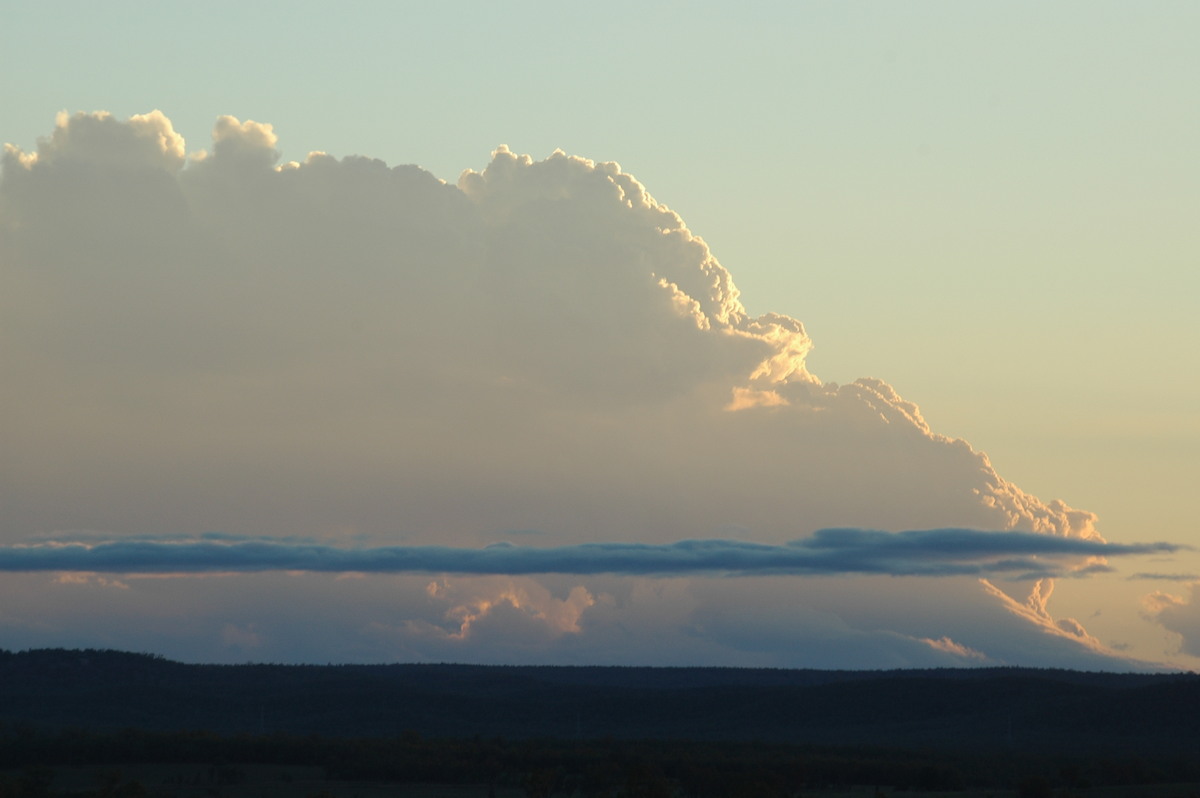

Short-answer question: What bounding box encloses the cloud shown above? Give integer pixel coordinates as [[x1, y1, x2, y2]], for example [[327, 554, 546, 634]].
[[919, 636, 988, 661], [1129, 573, 1200, 582], [12, 110, 186, 173], [0, 530, 1177, 578], [1144, 585, 1200, 659], [0, 110, 1171, 668], [1, 111, 1099, 547]]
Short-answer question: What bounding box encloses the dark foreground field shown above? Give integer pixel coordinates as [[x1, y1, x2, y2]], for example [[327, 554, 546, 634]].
[[2, 649, 1199, 797]]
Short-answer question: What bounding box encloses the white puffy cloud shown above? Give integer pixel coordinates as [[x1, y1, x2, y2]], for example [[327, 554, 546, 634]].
[[22, 110, 186, 173], [0, 110, 1168, 668]]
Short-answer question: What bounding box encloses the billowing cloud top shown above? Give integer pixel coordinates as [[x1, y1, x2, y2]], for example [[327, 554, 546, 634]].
[[0, 111, 1163, 669]]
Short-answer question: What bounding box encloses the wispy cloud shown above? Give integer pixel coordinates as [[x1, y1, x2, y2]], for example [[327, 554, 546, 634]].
[[1, 529, 1179, 579], [1128, 572, 1200, 582]]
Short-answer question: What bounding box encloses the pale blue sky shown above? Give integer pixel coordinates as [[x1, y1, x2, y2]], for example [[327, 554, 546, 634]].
[[3, 1, 1198, 665]]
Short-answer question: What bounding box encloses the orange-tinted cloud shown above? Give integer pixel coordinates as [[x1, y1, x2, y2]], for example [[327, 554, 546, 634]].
[[0, 111, 1169, 668]]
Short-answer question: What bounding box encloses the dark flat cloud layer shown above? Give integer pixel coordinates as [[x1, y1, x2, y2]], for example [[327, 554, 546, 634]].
[[1, 530, 1177, 578]]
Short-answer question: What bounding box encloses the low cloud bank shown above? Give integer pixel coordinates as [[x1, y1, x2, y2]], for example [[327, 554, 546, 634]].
[[2, 529, 1177, 578]]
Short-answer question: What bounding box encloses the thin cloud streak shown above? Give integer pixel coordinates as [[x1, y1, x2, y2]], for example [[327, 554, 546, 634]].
[[1128, 572, 1200, 582], [1, 529, 1180, 579]]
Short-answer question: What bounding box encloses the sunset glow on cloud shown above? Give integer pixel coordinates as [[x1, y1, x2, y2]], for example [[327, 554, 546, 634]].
[[3, 102, 1192, 670]]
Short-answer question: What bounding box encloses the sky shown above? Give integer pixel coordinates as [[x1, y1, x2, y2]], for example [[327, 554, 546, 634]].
[[2, 1, 1198, 670]]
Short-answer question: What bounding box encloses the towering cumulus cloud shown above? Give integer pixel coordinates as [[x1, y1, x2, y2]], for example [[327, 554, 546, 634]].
[[0, 111, 1151, 667]]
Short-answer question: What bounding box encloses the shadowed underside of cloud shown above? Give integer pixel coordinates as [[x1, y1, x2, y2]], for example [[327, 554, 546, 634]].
[[0, 529, 1178, 578]]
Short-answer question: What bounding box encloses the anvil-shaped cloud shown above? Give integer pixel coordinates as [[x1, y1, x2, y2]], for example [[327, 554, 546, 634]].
[[0, 111, 1176, 668]]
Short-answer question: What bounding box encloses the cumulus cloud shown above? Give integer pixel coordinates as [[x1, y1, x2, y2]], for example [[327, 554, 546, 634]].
[[0, 110, 1174, 668], [1143, 585, 1200, 659], [11, 110, 187, 172]]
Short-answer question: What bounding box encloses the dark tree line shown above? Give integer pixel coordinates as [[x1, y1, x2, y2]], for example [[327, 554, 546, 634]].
[[3, 649, 1199, 751], [3, 650, 1200, 795]]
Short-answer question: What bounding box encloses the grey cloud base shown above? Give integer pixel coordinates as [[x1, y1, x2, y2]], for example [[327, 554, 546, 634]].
[[0, 530, 1177, 578], [0, 111, 1173, 669]]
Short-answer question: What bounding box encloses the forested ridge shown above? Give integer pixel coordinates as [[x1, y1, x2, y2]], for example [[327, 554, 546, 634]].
[[1, 648, 1197, 747], [3, 649, 1200, 796]]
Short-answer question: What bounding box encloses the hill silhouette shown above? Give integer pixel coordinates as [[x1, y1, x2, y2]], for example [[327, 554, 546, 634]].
[[2, 648, 1197, 753]]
